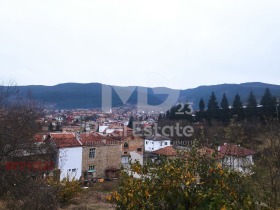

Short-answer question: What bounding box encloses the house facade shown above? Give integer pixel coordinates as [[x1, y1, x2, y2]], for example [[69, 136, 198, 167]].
[[144, 134, 172, 152], [80, 132, 122, 178], [121, 134, 144, 166], [218, 143, 256, 173], [50, 133, 83, 181]]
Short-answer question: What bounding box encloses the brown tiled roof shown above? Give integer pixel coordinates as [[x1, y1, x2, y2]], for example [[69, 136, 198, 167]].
[[198, 147, 223, 159], [153, 146, 177, 156], [219, 144, 256, 157], [53, 138, 81, 148], [50, 133, 81, 148], [80, 132, 119, 146], [50, 133, 75, 139], [145, 134, 172, 141]]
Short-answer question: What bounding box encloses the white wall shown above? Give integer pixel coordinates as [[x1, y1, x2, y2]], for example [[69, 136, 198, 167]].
[[144, 139, 171, 152], [58, 147, 83, 181], [130, 151, 143, 165], [121, 156, 129, 164], [222, 155, 254, 173]]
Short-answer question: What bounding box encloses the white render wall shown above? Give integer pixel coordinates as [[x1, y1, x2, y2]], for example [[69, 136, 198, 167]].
[[222, 155, 254, 173], [58, 147, 83, 180], [144, 139, 171, 152], [130, 151, 143, 165]]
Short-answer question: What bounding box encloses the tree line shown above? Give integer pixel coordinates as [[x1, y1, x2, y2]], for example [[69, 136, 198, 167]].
[[160, 88, 279, 125]]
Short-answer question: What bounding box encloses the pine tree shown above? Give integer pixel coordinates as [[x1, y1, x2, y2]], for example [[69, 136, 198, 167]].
[[232, 93, 244, 121], [246, 91, 258, 120], [220, 93, 229, 110], [220, 93, 230, 124], [260, 88, 277, 118], [127, 116, 134, 129], [232, 93, 242, 109], [199, 98, 205, 111], [247, 91, 257, 108], [207, 92, 219, 122], [207, 92, 219, 110]]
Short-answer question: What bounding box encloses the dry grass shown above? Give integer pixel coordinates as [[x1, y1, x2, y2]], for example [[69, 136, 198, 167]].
[[59, 181, 118, 210]]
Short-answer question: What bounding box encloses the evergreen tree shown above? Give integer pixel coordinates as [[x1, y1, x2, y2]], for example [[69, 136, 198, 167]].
[[246, 91, 258, 120], [207, 92, 219, 121], [260, 88, 277, 118], [207, 92, 219, 110], [199, 98, 205, 111], [247, 91, 257, 108], [220, 93, 230, 124], [220, 93, 229, 110], [232, 93, 244, 121], [232, 93, 242, 109], [183, 102, 194, 122], [197, 98, 206, 122], [127, 116, 134, 129]]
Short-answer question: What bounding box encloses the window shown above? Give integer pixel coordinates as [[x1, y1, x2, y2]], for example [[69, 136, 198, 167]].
[[89, 148, 96, 158], [146, 141, 148, 144], [137, 148, 142, 152], [72, 168, 76, 172], [124, 142, 129, 148], [124, 151, 128, 154], [88, 165, 95, 170], [165, 142, 168, 145]]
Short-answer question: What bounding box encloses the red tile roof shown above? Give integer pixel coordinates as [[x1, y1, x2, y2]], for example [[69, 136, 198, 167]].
[[52, 138, 81, 148], [219, 144, 256, 157], [198, 147, 223, 159], [50, 133, 82, 148], [80, 132, 119, 146], [50, 133, 75, 139], [153, 146, 177, 156]]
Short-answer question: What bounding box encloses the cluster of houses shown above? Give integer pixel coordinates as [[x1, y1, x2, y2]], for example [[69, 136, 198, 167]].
[[32, 122, 256, 182]]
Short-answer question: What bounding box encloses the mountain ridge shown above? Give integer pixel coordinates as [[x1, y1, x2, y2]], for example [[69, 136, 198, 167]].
[[12, 82, 280, 110]]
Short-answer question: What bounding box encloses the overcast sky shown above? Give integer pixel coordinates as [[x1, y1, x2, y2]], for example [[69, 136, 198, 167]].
[[0, 0, 280, 89]]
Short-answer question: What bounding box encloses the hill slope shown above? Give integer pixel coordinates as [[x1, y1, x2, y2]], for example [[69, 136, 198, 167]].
[[15, 82, 280, 110]]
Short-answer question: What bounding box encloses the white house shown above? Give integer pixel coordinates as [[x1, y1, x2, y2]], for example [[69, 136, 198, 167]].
[[50, 133, 83, 181], [218, 143, 256, 174], [144, 134, 172, 152]]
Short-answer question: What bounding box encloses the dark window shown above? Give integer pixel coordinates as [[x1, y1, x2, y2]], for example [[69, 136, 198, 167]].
[[137, 148, 142, 152], [124, 142, 129, 148], [165, 142, 168, 145], [124, 152, 128, 154], [88, 165, 95, 170], [89, 148, 96, 158]]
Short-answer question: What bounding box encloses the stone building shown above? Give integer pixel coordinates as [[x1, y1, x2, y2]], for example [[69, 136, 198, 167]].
[[121, 134, 144, 166], [80, 132, 122, 178]]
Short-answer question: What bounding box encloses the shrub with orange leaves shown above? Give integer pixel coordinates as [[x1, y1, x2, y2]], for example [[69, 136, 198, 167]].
[[112, 146, 255, 210]]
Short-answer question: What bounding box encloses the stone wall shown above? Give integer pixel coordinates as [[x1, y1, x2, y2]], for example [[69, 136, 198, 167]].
[[82, 144, 121, 178], [122, 135, 144, 155]]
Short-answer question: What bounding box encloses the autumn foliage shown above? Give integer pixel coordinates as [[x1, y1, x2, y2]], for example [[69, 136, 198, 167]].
[[110, 145, 255, 210]]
